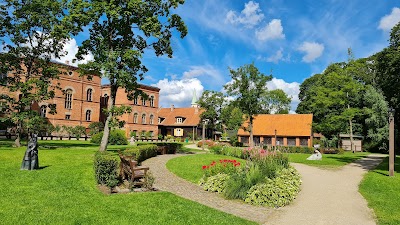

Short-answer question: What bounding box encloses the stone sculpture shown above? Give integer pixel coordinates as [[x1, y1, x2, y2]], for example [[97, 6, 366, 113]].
[[307, 144, 322, 160], [21, 134, 39, 170]]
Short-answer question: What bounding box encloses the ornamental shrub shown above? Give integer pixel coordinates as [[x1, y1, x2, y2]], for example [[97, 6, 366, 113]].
[[109, 129, 128, 145], [91, 130, 128, 145], [199, 173, 230, 193], [202, 159, 241, 177], [220, 146, 245, 158], [124, 144, 158, 163], [137, 142, 182, 154], [94, 151, 119, 188], [245, 166, 302, 207], [90, 132, 103, 144]]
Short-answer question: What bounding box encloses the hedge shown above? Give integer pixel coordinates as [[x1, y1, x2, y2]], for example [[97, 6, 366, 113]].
[[93, 151, 119, 188], [91, 129, 128, 145], [124, 144, 158, 163], [137, 142, 182, 154]]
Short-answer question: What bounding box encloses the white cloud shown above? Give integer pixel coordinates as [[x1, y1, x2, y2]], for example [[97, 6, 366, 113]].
[[152, 78, 204, 108], [54, 38, 93, 66], [255, 19, 285, 41], [379, 7, 400, 31], [267, 78, 300, 112], [297, 42, 324, 63], [225, 1, 264, 28], [182, 65, 224, 85]]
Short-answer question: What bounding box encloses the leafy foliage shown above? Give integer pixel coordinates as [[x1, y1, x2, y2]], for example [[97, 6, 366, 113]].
[[199, 173, 230, 193], [124, 144, 158, 163], [88, 122, 104, 136], [91, 130, 127, 145], [94, 151, 119, 188], [70, 0, 187, 151], [244, 167, 301, 207], [0, 0, 77, 146]]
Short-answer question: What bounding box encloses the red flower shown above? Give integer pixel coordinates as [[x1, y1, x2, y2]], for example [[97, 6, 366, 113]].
[[202, 165, 207, 170]]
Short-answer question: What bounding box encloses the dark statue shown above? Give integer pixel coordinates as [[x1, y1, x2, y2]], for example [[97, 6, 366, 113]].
[[21, 134, 39, 170]]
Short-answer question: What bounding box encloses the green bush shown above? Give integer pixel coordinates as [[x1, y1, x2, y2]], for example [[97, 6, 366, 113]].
[[91, 130, 128, 145], [223, 172, 254, 200], [90, 132, 103, 144], [199, 173, 230, 193], [220, 146, 245, 158], [88, 122, 104, 136], [124, 144, 158, 163], [277, 146, 314, 154], [209, 145, 222, 154], [93, 151, 119, 188], [244, 167, 301, 207], [137, 142, 182, 154], [109, 129, 128, 145]]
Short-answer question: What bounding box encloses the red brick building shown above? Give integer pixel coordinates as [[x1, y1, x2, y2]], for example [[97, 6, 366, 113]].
[[1, 61, 161, 138], [238, 114, 313, 147], [100, 84, 160, 138]]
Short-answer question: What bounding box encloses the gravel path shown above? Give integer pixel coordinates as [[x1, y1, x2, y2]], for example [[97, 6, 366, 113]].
[[142, 153, 384, 225]]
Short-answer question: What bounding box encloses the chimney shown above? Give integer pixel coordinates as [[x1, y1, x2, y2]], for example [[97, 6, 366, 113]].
[[170, 104, 174, 111], [65, 60, 70, 65]]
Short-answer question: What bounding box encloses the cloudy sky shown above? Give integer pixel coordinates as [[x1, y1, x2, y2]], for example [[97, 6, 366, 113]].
[[61, 0, 400, 112]]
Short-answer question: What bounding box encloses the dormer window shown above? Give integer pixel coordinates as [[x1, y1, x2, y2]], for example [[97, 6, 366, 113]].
[[158, 117, 164, 124], [176, 117, 183, 123]]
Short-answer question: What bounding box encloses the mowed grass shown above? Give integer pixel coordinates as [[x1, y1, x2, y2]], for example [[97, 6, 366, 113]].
[[0, 140, 255, 225], [166, 154, 246, 183], [359, 156, 400, 225], [288, 152, 371, 168]]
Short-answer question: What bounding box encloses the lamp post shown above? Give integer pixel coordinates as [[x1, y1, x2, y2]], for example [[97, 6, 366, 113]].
[[389, 108, 395, 177], [202, 119, 209, 151]]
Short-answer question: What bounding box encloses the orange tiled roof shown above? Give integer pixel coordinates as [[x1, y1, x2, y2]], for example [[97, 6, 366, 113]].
[[158, 107, 205, 127], [238, 114, 313, 137]]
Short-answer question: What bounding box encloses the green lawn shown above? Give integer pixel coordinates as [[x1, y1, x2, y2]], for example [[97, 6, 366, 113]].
[[359, 156, 400, 225], [166, 154, 246, 183], [0, 140, 255, 225], [288, 152, 371, 168]]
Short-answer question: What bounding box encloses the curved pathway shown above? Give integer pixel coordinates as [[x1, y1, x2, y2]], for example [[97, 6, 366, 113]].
[[142, 153, 384, 225]]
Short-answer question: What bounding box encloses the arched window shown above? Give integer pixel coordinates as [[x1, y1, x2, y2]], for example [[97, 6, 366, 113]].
[[150, 96, 154, 107], [142, 113, 146, 124], [103, 94, 109, 106], [149, 115, 154, 124], [87, 88, 93, 102], [65, 89, 73, 109], [40, 105, 47, 118], [141, 97, 146, 106], [86, 110, 91, 121], [133, 97, 138, 105], [133, 113, 138, 124]]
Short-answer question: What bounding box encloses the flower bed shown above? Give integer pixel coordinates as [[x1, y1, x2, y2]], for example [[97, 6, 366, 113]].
[[199, 147, 301, 208]]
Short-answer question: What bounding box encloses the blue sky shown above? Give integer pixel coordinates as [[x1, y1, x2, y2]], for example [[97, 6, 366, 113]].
[[62, 0, 400, 111]]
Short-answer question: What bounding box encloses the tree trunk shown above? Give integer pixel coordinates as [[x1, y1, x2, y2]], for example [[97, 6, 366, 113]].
[[249, 117, 254, 148], [99, 84, 116, 152]]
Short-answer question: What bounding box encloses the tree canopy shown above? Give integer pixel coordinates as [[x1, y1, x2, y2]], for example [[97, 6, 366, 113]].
[[0, 0, 76, 146], [71, 0, 188, 151]]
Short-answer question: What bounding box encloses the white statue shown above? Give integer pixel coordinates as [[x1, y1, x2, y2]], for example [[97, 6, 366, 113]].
[[307, 145, 322, 160]]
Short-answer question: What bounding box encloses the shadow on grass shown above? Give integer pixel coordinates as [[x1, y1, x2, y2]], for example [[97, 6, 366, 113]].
[[38, 141, 98, 149], [370, 156, 400, 176], [38, 165, 51, 170]]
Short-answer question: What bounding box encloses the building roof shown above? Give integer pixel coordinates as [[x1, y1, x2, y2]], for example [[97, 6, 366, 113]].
[[238, 114, 313, 137], [101, 83, 160, 92], [158, 107, 204, 127]]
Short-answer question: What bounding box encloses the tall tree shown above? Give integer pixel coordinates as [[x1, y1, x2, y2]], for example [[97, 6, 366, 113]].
[[197, 90, 225, 137], [72, 0, 187, 151], [262, 89, 291, 114], [0, 0, 75, 147], [224, 63, 272, 147], [220, 103, 244, 132]]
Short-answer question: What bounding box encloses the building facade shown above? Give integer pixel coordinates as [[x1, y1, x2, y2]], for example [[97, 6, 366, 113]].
[[158, 105, 204, 139], [100, 84, 160, 138], [238, 114, 313, 147]]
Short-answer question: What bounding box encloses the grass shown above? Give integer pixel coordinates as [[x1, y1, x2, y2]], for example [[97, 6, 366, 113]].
[[359, 156, 400, 225], [0, 140, 255, 225], [288, 152, 371, 168], [166, 153, 246, 183]]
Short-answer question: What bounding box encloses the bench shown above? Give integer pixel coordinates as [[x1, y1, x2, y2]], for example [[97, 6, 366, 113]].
[[118, 151, 149, 186]]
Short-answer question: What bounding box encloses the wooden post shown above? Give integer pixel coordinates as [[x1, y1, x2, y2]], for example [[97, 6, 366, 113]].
[[389, 108, 395, 177], [202, 121, 205, 151]]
